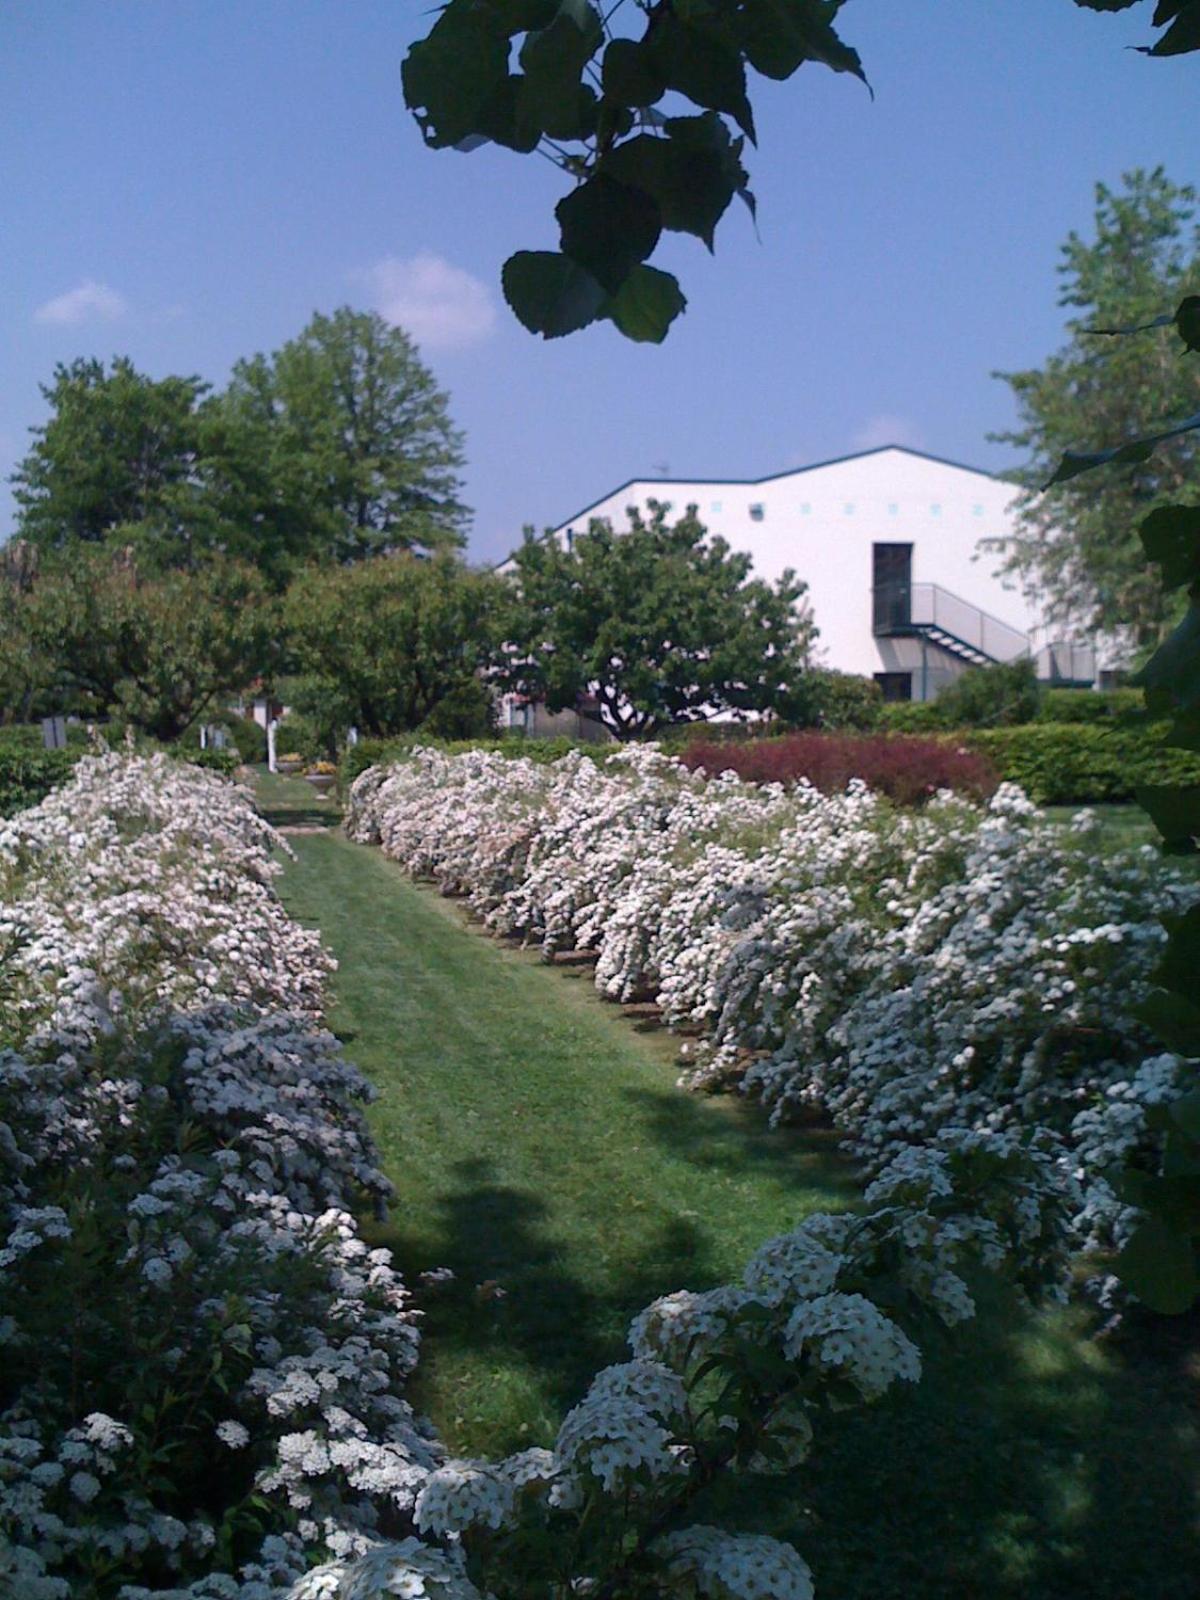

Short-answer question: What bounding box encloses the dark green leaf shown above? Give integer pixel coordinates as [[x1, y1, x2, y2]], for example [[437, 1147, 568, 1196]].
[[1133, 599, 1200, 712], [1140, 504, 1200, 591], [1139, 0, 1200, 54], [519, 0, 604, 138], [1154, 903, 1200, 1006], [402, 14, 511, 149], [1135, 784, 1200, 852], [501, 250, 608, 338], [646, 14, 756, 141], [1118, 1216, 1200, 1313], [739, 0, 869, 87], [1176, 294, 1200, 352], [605, 265, 687, 343], [556, 176, 662, 292], [1044, 411, 1200, 486], [1170, 1089, 1200, 1141], [1086, 312, 1176, 335], [1133, 989, 1200, 1055], [601, 37, 667, 107]]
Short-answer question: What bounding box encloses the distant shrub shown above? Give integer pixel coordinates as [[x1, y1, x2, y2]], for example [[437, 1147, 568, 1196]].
[[968, 722, 1200, 803], [680, 731, 998, 805], [932, 657, 1041, 728], [782, 669, 883, 730], [417, 678, 498, 740], [877, 700, 945, 733], [1037, 687, 1147, 725]]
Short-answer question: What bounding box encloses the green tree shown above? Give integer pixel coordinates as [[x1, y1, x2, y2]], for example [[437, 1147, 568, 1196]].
[[18, 549, 275, 742], [991, 169, 1200, 654], [496, 503, 815, 738], [283, 553, 500, 743], [10, 358, 210, 560], [219, 308, 469, 563]]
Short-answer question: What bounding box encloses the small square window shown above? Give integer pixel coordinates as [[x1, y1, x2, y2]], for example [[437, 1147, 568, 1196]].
[[930, 503, 941, 516], [972, 503, 984, 516], [887, 502, 899, 515], [843, 503, 855, 516], [710, 500, 723, 514], [749, 503, 765, 522]]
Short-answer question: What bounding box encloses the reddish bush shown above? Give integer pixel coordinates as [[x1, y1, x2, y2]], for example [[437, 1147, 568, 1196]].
[[679, 732, 998, 806]]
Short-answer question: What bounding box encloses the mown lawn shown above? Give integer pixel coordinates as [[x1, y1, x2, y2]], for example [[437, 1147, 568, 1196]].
[[260, 771, 1200, 1600]]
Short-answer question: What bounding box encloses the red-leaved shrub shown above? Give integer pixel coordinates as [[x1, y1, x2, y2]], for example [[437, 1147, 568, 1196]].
[[679, 732, 998, 806]]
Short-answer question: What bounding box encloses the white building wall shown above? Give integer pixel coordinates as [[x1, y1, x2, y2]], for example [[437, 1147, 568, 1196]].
[[550, 447, 1058, 695]]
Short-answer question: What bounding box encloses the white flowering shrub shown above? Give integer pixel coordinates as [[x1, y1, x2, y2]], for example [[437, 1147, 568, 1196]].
[[0, 757, 436, 1598], [347, 748, 1196, 1259], [309, 1129, 1077, 1600]]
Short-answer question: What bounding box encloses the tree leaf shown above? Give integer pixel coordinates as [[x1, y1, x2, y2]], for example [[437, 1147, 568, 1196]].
[[519, 0, 604, 138], [1118, 1216, 1200, 1313], [601, 37, 667, 107], [738, 0, 869, 87], [402, 13, 511, 150], [603, 114, 748, 248], [1043, 411, 1200, 486], [1139, 0, 1200, 54], [1175, 293, 1200, 352], [1135, 784, 1200, 852], [1133, 989, 1200, 1056], [1140, 504, 1200, 590], [604, 265, 687, 343], [556, 176, 662, 292], [1133, 599, 1200, 712], [646, 13, 757, 141], [501, 250, 608, 338]]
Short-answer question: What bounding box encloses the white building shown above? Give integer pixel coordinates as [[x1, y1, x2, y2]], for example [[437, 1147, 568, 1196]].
[[531, 444, 1092, 709]]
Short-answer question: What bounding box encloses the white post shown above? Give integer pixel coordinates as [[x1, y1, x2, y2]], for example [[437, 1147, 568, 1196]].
[[346, 726, 359, 748], [199, 724, 208, 751], [267, 718, 278, 774]]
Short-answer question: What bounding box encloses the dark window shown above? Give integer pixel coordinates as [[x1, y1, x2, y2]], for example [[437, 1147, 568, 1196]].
[[872, 542, 912, 632], [874, 671, 913, 703]]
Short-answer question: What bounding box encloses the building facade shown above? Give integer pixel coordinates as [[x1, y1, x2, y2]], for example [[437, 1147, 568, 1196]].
[[536, 445, 1092, 706]]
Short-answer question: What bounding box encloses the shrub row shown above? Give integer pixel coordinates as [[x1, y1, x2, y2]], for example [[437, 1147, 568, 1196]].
[[965, 722, 1200, 804], [680, 731, 998, 805]]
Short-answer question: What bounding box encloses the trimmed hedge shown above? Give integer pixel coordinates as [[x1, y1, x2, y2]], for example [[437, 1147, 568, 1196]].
[[966, 722, 1200, 804]]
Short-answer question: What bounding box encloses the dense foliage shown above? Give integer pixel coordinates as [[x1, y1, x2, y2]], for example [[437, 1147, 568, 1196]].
[[283, 555, 500, 748], [967, 720, 1200, 804], [497, 504, 816, 738], [679, 730, 998, 805], [0, 547, 277, 743], [991, 169, 1200, 652], [8, 311, 467, 580]]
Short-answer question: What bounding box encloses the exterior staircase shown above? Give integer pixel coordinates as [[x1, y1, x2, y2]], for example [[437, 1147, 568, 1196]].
[[872, 581, 1030, 667]]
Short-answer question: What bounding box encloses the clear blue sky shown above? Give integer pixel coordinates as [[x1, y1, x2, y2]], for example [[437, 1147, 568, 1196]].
[[1, 1, 1194, 563]]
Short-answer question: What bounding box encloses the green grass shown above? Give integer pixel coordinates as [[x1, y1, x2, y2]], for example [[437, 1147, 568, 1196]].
[[259, 771, 1200, 1600]]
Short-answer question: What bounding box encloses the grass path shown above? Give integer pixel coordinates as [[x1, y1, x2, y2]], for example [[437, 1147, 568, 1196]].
[[258, 771, 1200, 1600]]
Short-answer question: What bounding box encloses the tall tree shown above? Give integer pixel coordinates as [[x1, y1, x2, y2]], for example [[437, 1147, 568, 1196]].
[[220, 308, 469, 562], [11, 358, 209, 559], [283, 553, 499, 742], [496, 503, 816, 739], [991, 168, 1200, 655], [17, 549, 275, 742]]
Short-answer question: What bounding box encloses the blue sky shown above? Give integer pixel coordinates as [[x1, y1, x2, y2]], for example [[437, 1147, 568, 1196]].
[[1, 1, 1194, 564]]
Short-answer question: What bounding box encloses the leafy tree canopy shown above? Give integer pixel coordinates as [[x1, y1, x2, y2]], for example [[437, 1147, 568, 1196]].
[[495, 502, 816, 738], [11, 358, 210, 558], [218, 308, 469, 564], [991, 168, 1200, 655], [8, 310, 469, 579], [6, 547, 276, 743], [283, 553, 500, 744]]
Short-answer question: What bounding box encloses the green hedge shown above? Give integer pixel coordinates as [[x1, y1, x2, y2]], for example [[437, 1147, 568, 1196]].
[[966, 722, 1200, 804], [0, 750, 81, 816]]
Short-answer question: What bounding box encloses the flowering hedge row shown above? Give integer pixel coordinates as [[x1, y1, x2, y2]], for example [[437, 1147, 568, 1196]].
[[346, 746, 1196, 1262], [0, 755, 438, 1598]]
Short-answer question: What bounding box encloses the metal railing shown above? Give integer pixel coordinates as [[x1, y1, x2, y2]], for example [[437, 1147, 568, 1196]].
[[1035, 640, 1097, 684], [872, 581, 1029, 662]]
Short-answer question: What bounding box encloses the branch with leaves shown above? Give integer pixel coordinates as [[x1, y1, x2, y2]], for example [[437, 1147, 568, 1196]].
[[402, 0, 867, 342]]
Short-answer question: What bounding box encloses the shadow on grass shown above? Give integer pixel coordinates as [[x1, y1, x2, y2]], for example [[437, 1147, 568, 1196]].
[[373, 1156, 729, 1447], [689, 1274, 1200, 1600]]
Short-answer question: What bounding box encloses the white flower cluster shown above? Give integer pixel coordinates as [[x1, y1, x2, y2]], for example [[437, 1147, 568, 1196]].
[[347, 748, 1194, 1254], [0, 756, 435, 1598]]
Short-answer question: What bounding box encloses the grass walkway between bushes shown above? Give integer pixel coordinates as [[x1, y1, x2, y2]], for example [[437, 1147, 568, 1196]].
[[257, 770, 1200, 1600]]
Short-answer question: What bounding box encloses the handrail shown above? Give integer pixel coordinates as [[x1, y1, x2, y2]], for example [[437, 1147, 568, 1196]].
[[872, 581, 1028, 661]]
